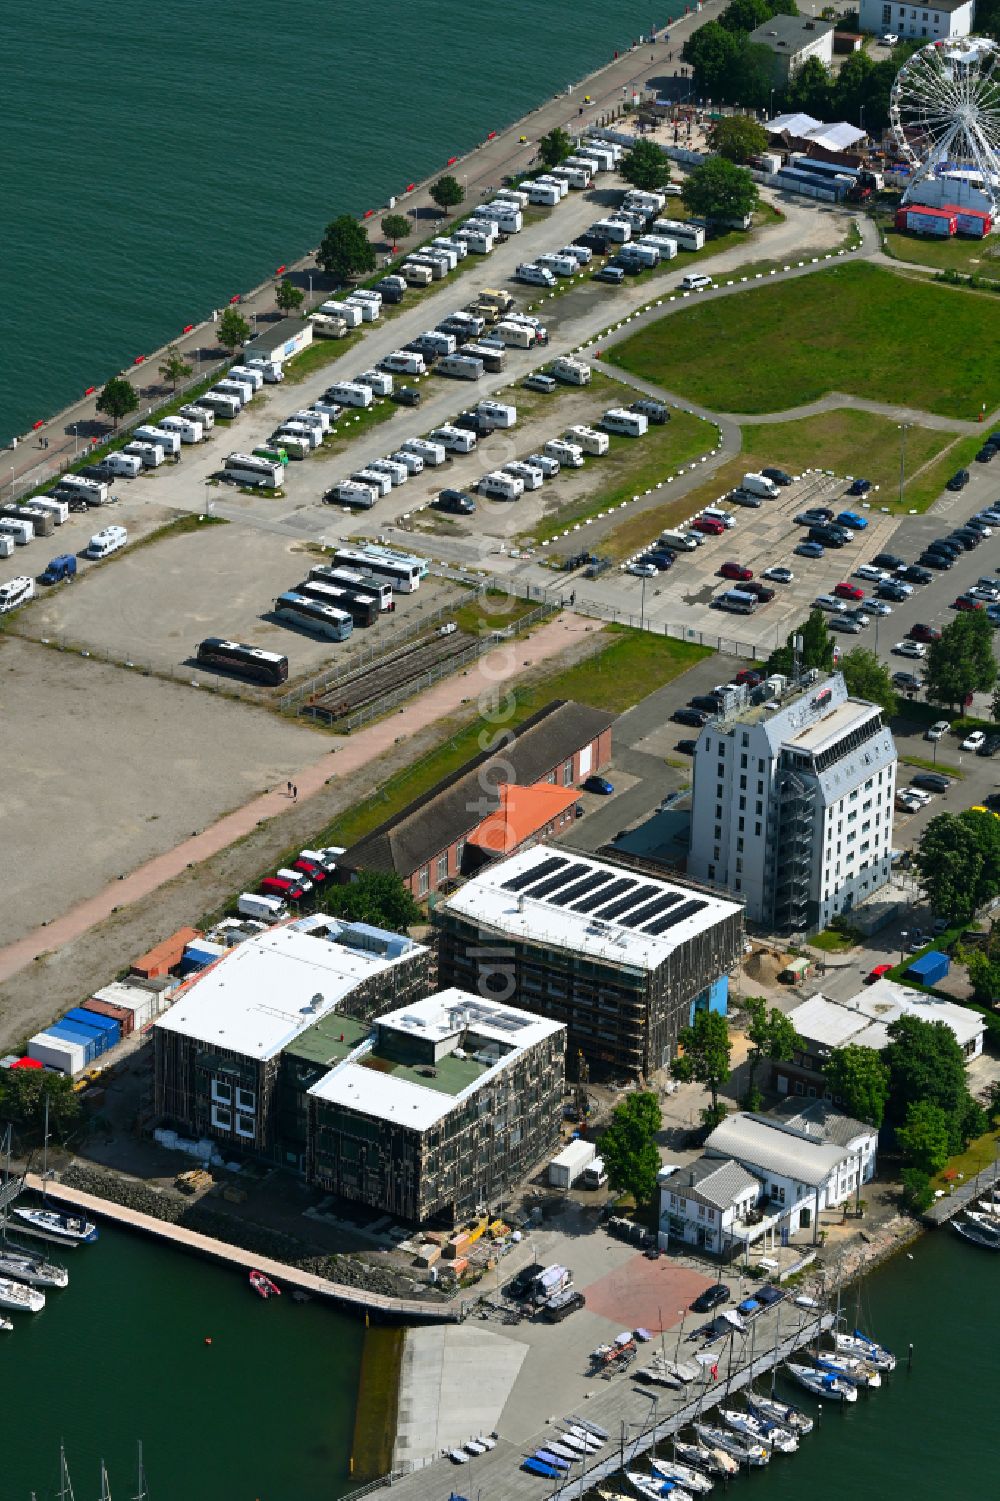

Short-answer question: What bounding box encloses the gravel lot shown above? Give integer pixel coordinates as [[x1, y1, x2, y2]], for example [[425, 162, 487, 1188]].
[[0, 636, 320, 947]]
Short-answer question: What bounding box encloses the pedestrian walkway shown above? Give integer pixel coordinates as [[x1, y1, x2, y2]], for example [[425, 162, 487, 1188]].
[[0, 611, 591, 985]]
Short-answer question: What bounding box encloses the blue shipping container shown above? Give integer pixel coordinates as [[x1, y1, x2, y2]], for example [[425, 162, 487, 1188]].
[[59, 1013, 111, 1057], [905, 950, 950, 987], [47, 1021, 98, 1065], [65, 1007, 120, 1047]]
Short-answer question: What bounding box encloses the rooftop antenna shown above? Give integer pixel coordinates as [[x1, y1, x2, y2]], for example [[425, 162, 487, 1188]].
[[792, 632, 803, 685]]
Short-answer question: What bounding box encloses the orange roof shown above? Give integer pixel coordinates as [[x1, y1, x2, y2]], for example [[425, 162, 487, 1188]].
[[131, 926, 202, 978], [468, 784, 579, 856]]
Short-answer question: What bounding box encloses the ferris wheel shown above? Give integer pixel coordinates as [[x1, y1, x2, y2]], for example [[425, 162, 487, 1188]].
[[889, 36, 1000, 212]]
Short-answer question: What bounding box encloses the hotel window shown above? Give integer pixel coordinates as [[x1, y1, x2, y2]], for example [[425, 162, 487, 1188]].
[[235, 1087, 256, 1114], [211, 1105, 231, 1130], [708, 864, 716, 880], [418, 865, 430, 896], [211, 1080, 232, 1105], [436, 852, 449, 883], [236, 1114, 256, 1139], [455, 838, 466, 867]]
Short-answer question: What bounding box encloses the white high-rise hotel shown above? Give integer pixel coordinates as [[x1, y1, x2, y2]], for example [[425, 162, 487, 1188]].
[[688, 673, 897, 932]]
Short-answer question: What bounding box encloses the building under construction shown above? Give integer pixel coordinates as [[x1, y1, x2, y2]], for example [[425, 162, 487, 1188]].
[[433, 846, 744, 1077], [306, 990, 565, 1225]]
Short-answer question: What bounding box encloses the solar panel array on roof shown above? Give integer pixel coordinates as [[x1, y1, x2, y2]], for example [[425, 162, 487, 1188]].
[[503, 855, 566, 892], [573, 877, 633, 913], [645, 898, 707, 935], [529, 861, 590, 901], [549, 870, 617, 908], [620, 892, 684, 930], [591, 883, 644, 922]]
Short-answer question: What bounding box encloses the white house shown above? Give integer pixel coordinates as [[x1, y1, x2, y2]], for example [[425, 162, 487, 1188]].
[[658, 1158, 783, 1257], [858, 0, 975, 42]]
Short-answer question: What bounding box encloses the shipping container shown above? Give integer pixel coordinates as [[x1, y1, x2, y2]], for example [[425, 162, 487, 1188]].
[[548, 1139, 596, 1188], [81, 997, 134, 1039], [131, 927, 202, 978], [64, 1007, 120, 1052], [92, 980, 161, 1029], [46, 1021, 99, 1065], [27, 1031, 89, 1076], [905, 950, 950, 986]]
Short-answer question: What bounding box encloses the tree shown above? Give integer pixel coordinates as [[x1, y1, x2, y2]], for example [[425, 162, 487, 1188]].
[[158, 345, 192, 391], [599, 1091, 663, 1205], [916, 814, 983, 926], [718, 0, 773, 31], [683, 23, 743, 99], [538, 127, 574, 170], [883, 1014, 972, 1151], [784, 55, 834, 117], [430, 175, 464, 215], [672, 1010, 732, 1124], [958, 807, 1000, 912], [683, 158, 759, 223], [727, 43, 777, 111], [896, 1099, 951, 1175], [900, 1166, 934, 1214], [0, 1068, 80, 1141], [95, 376, 138, 430], [620, 139, 672, 192], [275, 279, 304, 314], [322, 872, 421, 931], [381, 213, 412, 251], [967, 950, 1000, 1004], [217, 307, 251, 354], [840, 648, 898, 716], [766, 609, 834, 678], [924, 612, 998, 711], [317, 215, 377, 281], [824, 1044, 890, 1129], [743, 996, 800, 1109], [708, 115, 768, 164]]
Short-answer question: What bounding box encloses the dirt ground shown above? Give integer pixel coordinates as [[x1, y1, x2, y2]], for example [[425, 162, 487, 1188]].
[[20, 524, 466, 683], [0, 493, 180, 599]]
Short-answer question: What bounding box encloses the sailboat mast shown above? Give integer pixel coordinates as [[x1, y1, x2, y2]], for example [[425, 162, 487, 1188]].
[[132, 1441, 148, 1501], [58, 1443, 76, 1501], [99, 1459, 111, 1501]]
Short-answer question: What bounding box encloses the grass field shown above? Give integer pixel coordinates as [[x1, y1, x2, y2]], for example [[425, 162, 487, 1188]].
[[883, 228, 1000, 274], [449, 589, 542, 635], [318, 626, 710, 848], [527, 407, 718, 546], [608, 262, 1000, 421]]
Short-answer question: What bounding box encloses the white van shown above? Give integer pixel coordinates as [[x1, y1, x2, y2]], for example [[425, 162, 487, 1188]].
[[602, 408, 648, 437], [237, 892, 287, 923], [352, 468, 392, 498], [391, 449, 424, 476], [326, 381, 374, 408], [702, 508, 736, 529], [159, 414, 204, 444], [318, 299, 363, 328], [742, 472, 781, 499], [86, 525, 128, 559], [0, 575, 35, 611], [544, 439, 584, 468], [429, 425, 477, 454], [551, 357, 591, 386], [181, 402, 215, 430], [479, 471, 524, 502], [123, 440, 166, 468], [660, 529, 699, 553], [478, 400, 517, 428], [354, 369, 393, 397], [134, 424, 181, 457], [565, 425, 609, 456], [382, 351, 427, 375], [402, 437, 446, 467], [503, 461, 544, 491]]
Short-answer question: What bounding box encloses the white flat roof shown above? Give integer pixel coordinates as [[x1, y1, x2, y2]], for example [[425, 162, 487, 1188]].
[[308, 989, 563, 1131], [439, 847, 742, 970], [789, 979, 984, 1052], [787, 698, 880, 754], [155, 922, 425, 1060]]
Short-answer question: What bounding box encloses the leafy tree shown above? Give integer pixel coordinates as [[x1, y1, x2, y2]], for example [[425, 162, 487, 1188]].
[[900, 1167, 934, 1214], [727, 43, 777, 110], [840, 648, 898, 716], [275, 279, 304, 314], [924, 612, 998, 711], [217, 307, 251, 354], [430, 175, 465, 215], [708, 115, 768, 164], [620, 139, 672, 192], [322, 871, 421, 931], [824, 1044, 890, 1129], [896, 1099, 951, 1175], [599, 1091, 663, 1205], [883, 1014, 971, 1151], [719, 0, 773, 31], [95, 376, 138, 430], [159, 345, 192, 391], [766, 609, 834, 678], [317, 215, 377, 280], [967, 950, 1000, 1004], [538, 127, 574, 170], [381, 212, 412, 251], [784, 55, 834, 117], [683, 23, 743, 98], [743, 996, 800, 1109], [672, 1010, 732, 1122], [0, 1068, 81, 1141], [683, 158, 759, 222], [916, 814, 983, 926], [958, 807, 1000, 911]]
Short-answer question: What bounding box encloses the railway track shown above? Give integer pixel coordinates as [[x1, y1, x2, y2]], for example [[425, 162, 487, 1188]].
[[304, 629, 476, 724]]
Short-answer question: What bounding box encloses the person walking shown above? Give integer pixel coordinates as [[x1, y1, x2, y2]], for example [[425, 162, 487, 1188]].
[[292, 784, 298, 802], [287, 780, 293, 797]]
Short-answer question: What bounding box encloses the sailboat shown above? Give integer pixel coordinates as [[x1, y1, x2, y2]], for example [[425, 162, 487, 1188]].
[[785, 1361, 858, 1402], [720, 1407, 798, 1453], [650, 1456, 714, 1493], [13, 1102, 98, 1245], [0, 1275, 45, 1313], [812, 1351, 882, 1388], [692, 1423, 768, 1467], [745, 1390, 814, 1435], [672, 1440, 738, 1478], [0, 1129, 69, 1287], [834, 1330, 896, 1372]]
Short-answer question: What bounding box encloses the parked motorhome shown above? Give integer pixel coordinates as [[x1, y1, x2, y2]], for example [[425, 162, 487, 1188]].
[[367, 458, 408, 486], [274, 421, 321, 450], [325, 381, 374, 408], [228, 364, 264, 391], [527, 181, 561, 207], [551, 357, 591, 386], [123, 440, 166, 467], [352, 468, 392, 498], [478, 470, 524, 501], [26, 496, 69, 525], [401, 437, 446, 466], [99, 451, 143, 478], [86, 525, 128, 559], [0, 575, 35, 611], [401, 262, 434, 285], [326, 481, 378, 509], [515, 263, 556, 286], [180, 403, 215, 431], [543, 438, 584, 467], [601, 408, 648, 437], [56, 474, 110, 505], [158, 414, 204, 444], [381, 351, 427, 375], [310, 314, 349, 339], [503, 461, 544, 490], [435, 354, 484, 380], [245, 358, 285, 383], [477, 399, 517, 428], [195, 391, 240, 418], [354, 369, 393, 397], [459, 342, 506, 373], [0, 517, 34, 545], [224, 452, 283, 488], [534, 174, 569, 198], [318, 299, 363, 327], [649, 218, 705, 250], [428, 425, 477, 454], [565, 425, 609, 456], [134, 425, 181, 457], [344, 295, 380, 322], [215, 380, 255, 407], [495, 320, 536, 348], [592, 217, 631, 243]]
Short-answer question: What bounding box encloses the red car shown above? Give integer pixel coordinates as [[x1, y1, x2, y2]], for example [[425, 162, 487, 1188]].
[[909, 623, 941, 643], [866, 963, 893, 984], [735, 668, 764, 687], [834, 582, 864, 601], [693, 517, 726, 536], [953, 595, 983, 611], [293, 857, 329, 884], [720, 561, 753, 581], [743, 582, 775, 602], [260, 875, 308, 902]]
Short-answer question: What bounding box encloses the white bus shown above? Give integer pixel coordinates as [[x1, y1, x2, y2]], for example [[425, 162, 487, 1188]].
[[274, 592, 354, 641], [360, 544, 430, 579], [310, 564, 395, 613], [331, 547, 422, 594], [224, 452, 283, 489]]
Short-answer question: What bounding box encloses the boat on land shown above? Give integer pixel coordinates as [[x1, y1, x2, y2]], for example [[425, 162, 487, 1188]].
[[673, 1440, 738, 1477], [568, 1413, 611, 1441], [249, 1269, 281, 1299], [746, 1390, 813, 1435], [523, 1456, 560, 1478], [692, 1423, 768, 1467], [626, 1469, 694, 1501], [834, 1330, 896, 1372], [0, 1242, 68, 1288], [0, 1275, 45, 1313], [559, 1428, 601, 1454], [786, 1361, 858, 1402], [545, 1440, 580, 1462], [534, 1448, 570, 1471], [813, 1352, 881, 1388], [720, 1407, 798, 1453], [650, 1456, 714, 1492], [12, 1204, 98, 1245]]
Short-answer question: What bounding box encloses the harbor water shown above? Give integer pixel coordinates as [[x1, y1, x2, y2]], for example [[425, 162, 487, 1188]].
[[2, 1223, 364, 1501], [4, 0, 675, 443]]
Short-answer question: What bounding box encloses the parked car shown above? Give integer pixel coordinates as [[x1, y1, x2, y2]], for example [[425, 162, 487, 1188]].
[[945, 469, 970, 491], [954, 595, 984, 612], [911, 772, 951, 793], [693, 517, 726, 536], [523, 373, 557, 393], [829, 616, 862, 633], [734, 668, 765, 687], [720, 561, 753, 581], [892, 671, 923, 691], [761, 467, 792, 486], [627, 561, 657, 577], [893, 640, 926, 658], [834, 582, 864, 601], [899, 564, 931, 584], [795, 541, 824, 558], [879, 581, 910, 602], [691, 1284, 730, 1313], [978, 734, 1000, 757], [962, 730, 987, 752], [856, 564, 888, 583], [763, 566, 793, 583], [918, 551, 952, 570], [866, 963, 893, 983], [873, 552, 904, 570], [260, 875, 308, 902], [582, 775, 614, 795], [909, 623, 941, 643], [675, 739, 697, 756], [673, 706, 709, 727], [847, 479, 872, 497], [433, 489, 477, 514], [837, 510, 868, 529], [925, 720, 951, 741], [795, 507, 833, 526]]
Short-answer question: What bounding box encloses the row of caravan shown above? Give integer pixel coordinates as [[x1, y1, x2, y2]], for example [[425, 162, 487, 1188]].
[[476, 405, 648, 503]]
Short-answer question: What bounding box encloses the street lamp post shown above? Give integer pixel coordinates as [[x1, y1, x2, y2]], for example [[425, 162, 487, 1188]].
[[72, 423, 80, 458], [898, 422, 910, 509], [640, 572, 647, 629], [769, 88, 775, 120], [8, 466, 14, 496]]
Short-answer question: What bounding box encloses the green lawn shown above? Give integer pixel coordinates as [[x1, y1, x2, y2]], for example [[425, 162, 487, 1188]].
[[930, 1128, 1000, 1192], [883, 228, 1000, 275], [449, 589, 542, 636], [608, 262, 1000, 421], [899, 753, 965, 778], [809, 928, 855, 953], [318, 626, 711, 848], [526, 407, 719, 546]]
